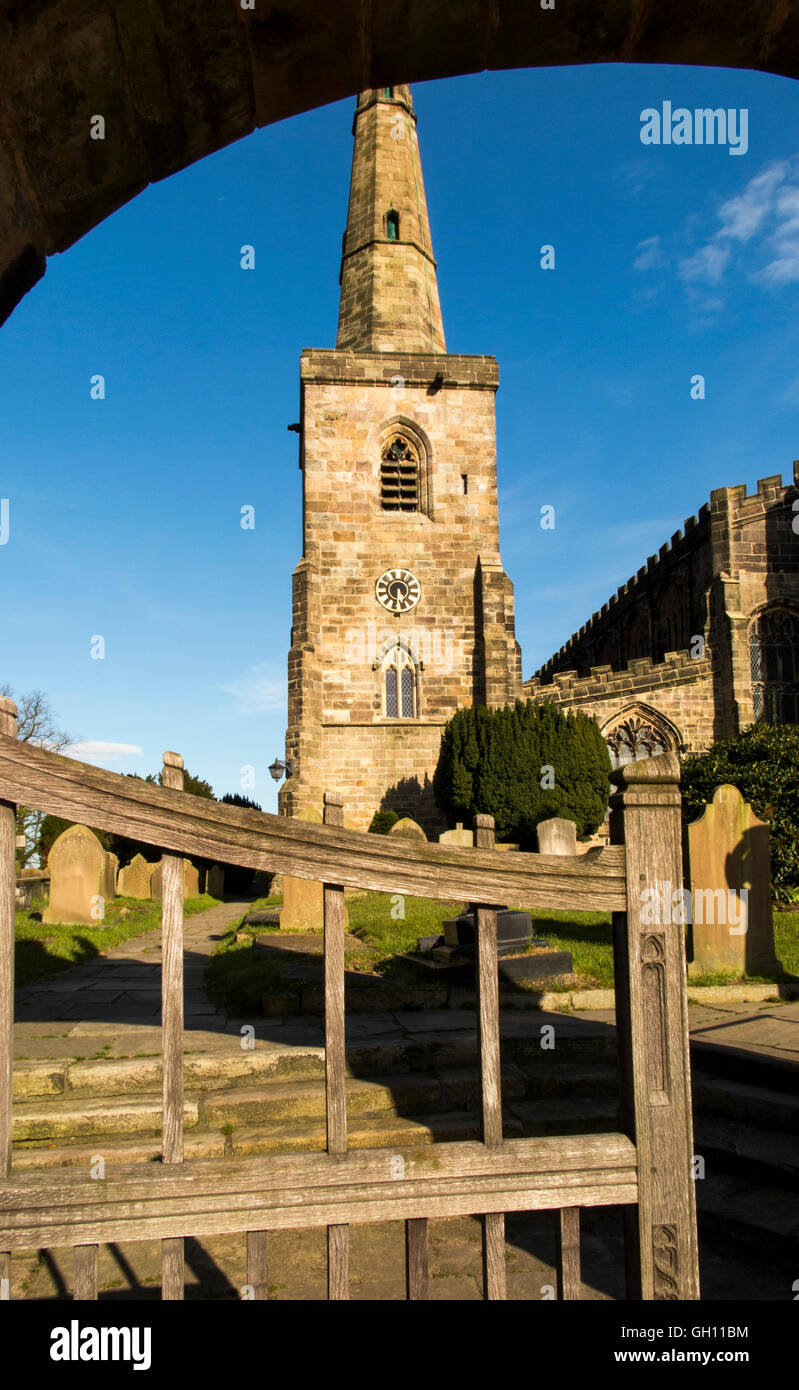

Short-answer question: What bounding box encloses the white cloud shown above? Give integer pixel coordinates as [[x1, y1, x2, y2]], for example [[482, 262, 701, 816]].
[[675, 157, 799, 298], [678, 242, 730, 285], [65, 741, 143, 762], [218, 665, 286, 715], [716, 163, 787, 242], [633, 235, 665, 271]]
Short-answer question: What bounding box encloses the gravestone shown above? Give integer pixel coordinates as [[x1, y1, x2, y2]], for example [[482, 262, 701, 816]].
[[206, 864, 225, 897], [389, 816, 427, 842], [43, 825, 108, 927], [687, 784, 779, 977], [183, 861, 200, 897], [439, 822, 474, 847], [536, 817, 577, 855], [279, 807, 349, 931], [150, 859, 200, 902], [103, 852, 119, 900], [117, 854, 154, 899]]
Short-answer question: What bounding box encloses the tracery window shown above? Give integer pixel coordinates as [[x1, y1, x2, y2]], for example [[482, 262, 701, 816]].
[[380, 435, 419, 511], [383, 644, 416, 718], [749, 610, 799, 724], [605, 714, 672, 769]]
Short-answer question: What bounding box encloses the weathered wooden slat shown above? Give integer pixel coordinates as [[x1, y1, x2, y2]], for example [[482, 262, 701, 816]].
[[0, 1249, 9, 1300], [482, 1212, 506, 1300], [327, 1224, 349, 1300], [0, 736, 626, 909], [161, 1237, 183, 1301], [73, 1244, 98, 1300], [0, 1171, 636, 1242], [610, 753, 700, 1300], [556, 1206, 581, 1299], [405, 1218, 429, 1300], [1, 1133, 636, 1208], [246, 1230, 269, 1300], [323, 793, 347, 1156], [474, 814, 507, 1300], [0, 701, 17, 1181], [323, 793, 349, 1299], [160, 754, 185, 1303], [0, 1156, 637, 1248]]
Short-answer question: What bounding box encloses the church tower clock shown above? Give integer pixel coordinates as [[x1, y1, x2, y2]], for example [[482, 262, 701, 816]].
[[279, 85, 522, 831]]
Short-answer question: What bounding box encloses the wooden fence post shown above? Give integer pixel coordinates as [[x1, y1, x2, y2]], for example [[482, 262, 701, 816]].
[[323, 791, 349, 1300], [0, 697, 17, 1185], [473, 812, 506, 1301], [160, 751, 185, 1300], [0, 699, 17, 1300], [609, 753, 700, 1300]]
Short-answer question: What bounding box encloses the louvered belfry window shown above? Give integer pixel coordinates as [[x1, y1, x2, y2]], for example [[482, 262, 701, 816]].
[[380, 436, 419, 512]]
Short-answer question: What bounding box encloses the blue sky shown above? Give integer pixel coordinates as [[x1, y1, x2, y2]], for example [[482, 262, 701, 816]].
[[2, 62, 798, 811]]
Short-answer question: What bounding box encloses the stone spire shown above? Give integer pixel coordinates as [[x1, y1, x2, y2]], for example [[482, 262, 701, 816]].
[[336, 85, 446, 354]]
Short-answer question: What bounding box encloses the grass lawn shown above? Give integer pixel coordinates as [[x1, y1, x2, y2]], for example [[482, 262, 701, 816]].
[[15, 893, 221, 988], [207, 893, 799, 1013]]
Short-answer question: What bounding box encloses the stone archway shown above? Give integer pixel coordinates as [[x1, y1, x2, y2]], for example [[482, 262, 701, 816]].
[[1, 1, 798, 323]]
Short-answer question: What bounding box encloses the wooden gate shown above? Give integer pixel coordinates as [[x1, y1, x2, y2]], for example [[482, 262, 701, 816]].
[[0, 697, 699, 1300]]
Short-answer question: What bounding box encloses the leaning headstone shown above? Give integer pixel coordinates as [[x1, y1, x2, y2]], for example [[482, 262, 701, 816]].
[[206, 864, 225, 898], [118, 854, 154, 899], [103, 852, 119, 900], [389, 816, 427, 842], [183, 860, 200, 897], [151, 859, 201, 901], [687, 784, 779, 978], [280, 806, 349, 930], [43, 825, 107, 927], [536, 817, 577, 855], [439, 822, 474, 847]]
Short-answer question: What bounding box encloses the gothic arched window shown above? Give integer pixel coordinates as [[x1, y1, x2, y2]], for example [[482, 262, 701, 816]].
[[382, 644, 416, 718], [380, 434, 419, 511], [386, 209, 400, 241], [603, 711, 675, 769], [749, 609, 799, 724]]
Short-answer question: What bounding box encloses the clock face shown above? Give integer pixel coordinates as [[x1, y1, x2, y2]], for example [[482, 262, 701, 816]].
[[376, 568, 421, 614]]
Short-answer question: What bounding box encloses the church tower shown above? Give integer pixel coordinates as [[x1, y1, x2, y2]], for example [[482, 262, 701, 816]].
[[279, 86, 522, 832]]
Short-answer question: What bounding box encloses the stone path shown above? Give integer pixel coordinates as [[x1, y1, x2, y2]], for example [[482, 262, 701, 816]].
[[573, 997, 799, 1068]]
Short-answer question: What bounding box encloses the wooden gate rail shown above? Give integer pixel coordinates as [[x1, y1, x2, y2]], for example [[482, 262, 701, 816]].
[[0, 731, 626, 910], [0, 700, 700, 1301], [0, 1135, 638, 1245]]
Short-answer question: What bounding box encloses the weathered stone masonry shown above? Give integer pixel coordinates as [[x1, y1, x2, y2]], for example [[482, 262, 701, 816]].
[[525, 468, 799, 756]]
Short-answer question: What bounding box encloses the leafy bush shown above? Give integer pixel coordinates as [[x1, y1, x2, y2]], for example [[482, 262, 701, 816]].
[[368, 809, 400, 835], [433, 699, 611, 845], [680, 723, 799, 891]]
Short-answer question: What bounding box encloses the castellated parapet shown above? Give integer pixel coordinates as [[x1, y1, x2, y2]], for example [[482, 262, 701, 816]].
[[528, 464, 799, 752]]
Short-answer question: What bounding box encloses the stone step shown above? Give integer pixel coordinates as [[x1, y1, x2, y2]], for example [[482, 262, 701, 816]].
[[11, 1023, 620, 1102], [10, 1107, 528, 1172], [198, 1073, 443, 1129], [692, 1076, 799, 1133], [12, 1096, 199, 1143], [693, 1116, 799, 1189], [696, 1171, 799, 1266]]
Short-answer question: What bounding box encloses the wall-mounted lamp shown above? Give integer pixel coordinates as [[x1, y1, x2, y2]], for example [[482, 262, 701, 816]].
[[269, 757, 295, 782]]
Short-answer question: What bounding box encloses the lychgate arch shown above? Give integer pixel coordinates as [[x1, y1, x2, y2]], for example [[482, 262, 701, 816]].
[[2, 0, 798, 323]]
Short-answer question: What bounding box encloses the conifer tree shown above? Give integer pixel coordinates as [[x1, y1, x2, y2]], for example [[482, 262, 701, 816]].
[[434, 699, 611, 844]]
